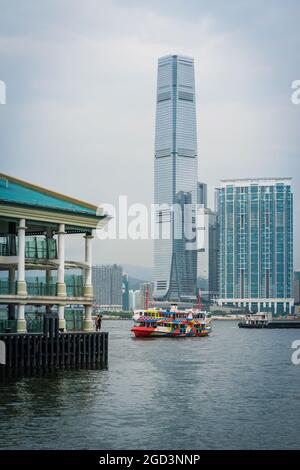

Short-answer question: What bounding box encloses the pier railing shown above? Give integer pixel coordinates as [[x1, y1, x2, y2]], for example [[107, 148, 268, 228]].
[[27, 281, 57, 296], [0, 235, 57, 259], [0, 280, 84, 297], [0, 235, 17, 256], [25, 237, 57, 260], [0, 281, 17, 295], [0, 319, 17, 333], [0, 309, 85, 334], [65, 309, 84, 331], [66, 280, 84, 297], [25, 279, 84, 297]]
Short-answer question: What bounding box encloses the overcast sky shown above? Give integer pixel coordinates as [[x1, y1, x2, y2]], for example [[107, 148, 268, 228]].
[[0, 0, 299, 268]]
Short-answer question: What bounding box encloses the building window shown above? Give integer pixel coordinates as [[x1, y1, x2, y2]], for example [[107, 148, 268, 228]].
[[266, 269, 270, 299]]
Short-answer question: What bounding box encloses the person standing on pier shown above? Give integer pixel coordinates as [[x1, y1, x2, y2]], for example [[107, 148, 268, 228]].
[[95, 314, 102, 332]]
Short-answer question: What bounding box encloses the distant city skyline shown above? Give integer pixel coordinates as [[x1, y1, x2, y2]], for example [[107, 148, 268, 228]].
[[0, 1, 299, 268]]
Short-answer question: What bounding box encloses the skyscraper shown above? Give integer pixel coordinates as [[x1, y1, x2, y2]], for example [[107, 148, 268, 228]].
[[153, 55, 198, 302], [217, 178, 294, 315]]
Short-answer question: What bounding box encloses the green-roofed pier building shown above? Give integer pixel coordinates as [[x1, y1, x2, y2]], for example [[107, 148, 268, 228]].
[[0, 173, 109, 334]]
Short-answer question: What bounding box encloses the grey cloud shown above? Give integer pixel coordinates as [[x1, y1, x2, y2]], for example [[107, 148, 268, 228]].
[[0, 0, 299, 267]]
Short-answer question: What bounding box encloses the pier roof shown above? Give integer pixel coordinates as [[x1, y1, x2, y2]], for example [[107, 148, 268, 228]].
[[0, 173, 108, 231]]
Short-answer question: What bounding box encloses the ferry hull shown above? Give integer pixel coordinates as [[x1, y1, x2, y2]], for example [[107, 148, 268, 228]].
[[131, 326, 210, 338], [131, 326, 156, 337]]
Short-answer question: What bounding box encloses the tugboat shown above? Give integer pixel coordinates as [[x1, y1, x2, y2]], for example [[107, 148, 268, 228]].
[[131, 308, 212, 338]]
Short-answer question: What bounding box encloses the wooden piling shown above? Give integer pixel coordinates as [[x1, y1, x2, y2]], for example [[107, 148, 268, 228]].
[[0, 331, 108, 373]]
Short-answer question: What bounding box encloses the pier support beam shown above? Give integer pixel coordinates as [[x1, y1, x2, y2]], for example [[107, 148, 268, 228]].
[[83, 305, 94, 331], [56, 223, 66, 296], [58, 304, 66, 331], [84, 232, 93, 297], [17, 303, 27, 333], [17, 218, 27, 296]]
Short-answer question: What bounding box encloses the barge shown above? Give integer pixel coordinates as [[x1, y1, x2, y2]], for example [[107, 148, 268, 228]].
[[238, 313, 300, 329]]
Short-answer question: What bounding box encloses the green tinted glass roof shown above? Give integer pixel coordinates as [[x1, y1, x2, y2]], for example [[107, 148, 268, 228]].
[[0, 176, 97, 216]]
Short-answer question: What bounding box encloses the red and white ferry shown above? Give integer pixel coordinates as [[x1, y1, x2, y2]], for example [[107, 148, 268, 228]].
[[131, 308, 212, 338]]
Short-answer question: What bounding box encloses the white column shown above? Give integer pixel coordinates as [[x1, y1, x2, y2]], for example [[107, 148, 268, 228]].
[[83, 305, 94, 331], [56, 223, 66, 296], [84, 233, 93, 297], [17, 218, 27, 295], [58, 304, 66, 331], [17, 303, 27, 333]]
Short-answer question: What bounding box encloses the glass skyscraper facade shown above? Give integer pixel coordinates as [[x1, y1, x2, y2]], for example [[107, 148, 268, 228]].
[[153, 55, 198, 302], [217, 178, 294, 314]]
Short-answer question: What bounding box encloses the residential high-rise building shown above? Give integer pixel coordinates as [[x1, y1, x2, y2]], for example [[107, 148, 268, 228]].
[[122, 273, 129, 311], [217, 178, 294, 314], [133, 289, 143, 310], [196, 205, 219, 302], [138, 282, 154, 309], [92, 264, 123, 308], [129, 290, 135, 311], [153, 54, 198, 302]]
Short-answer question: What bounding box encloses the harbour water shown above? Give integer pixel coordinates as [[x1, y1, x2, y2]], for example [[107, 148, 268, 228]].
[[0, 320, 300, 450]]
